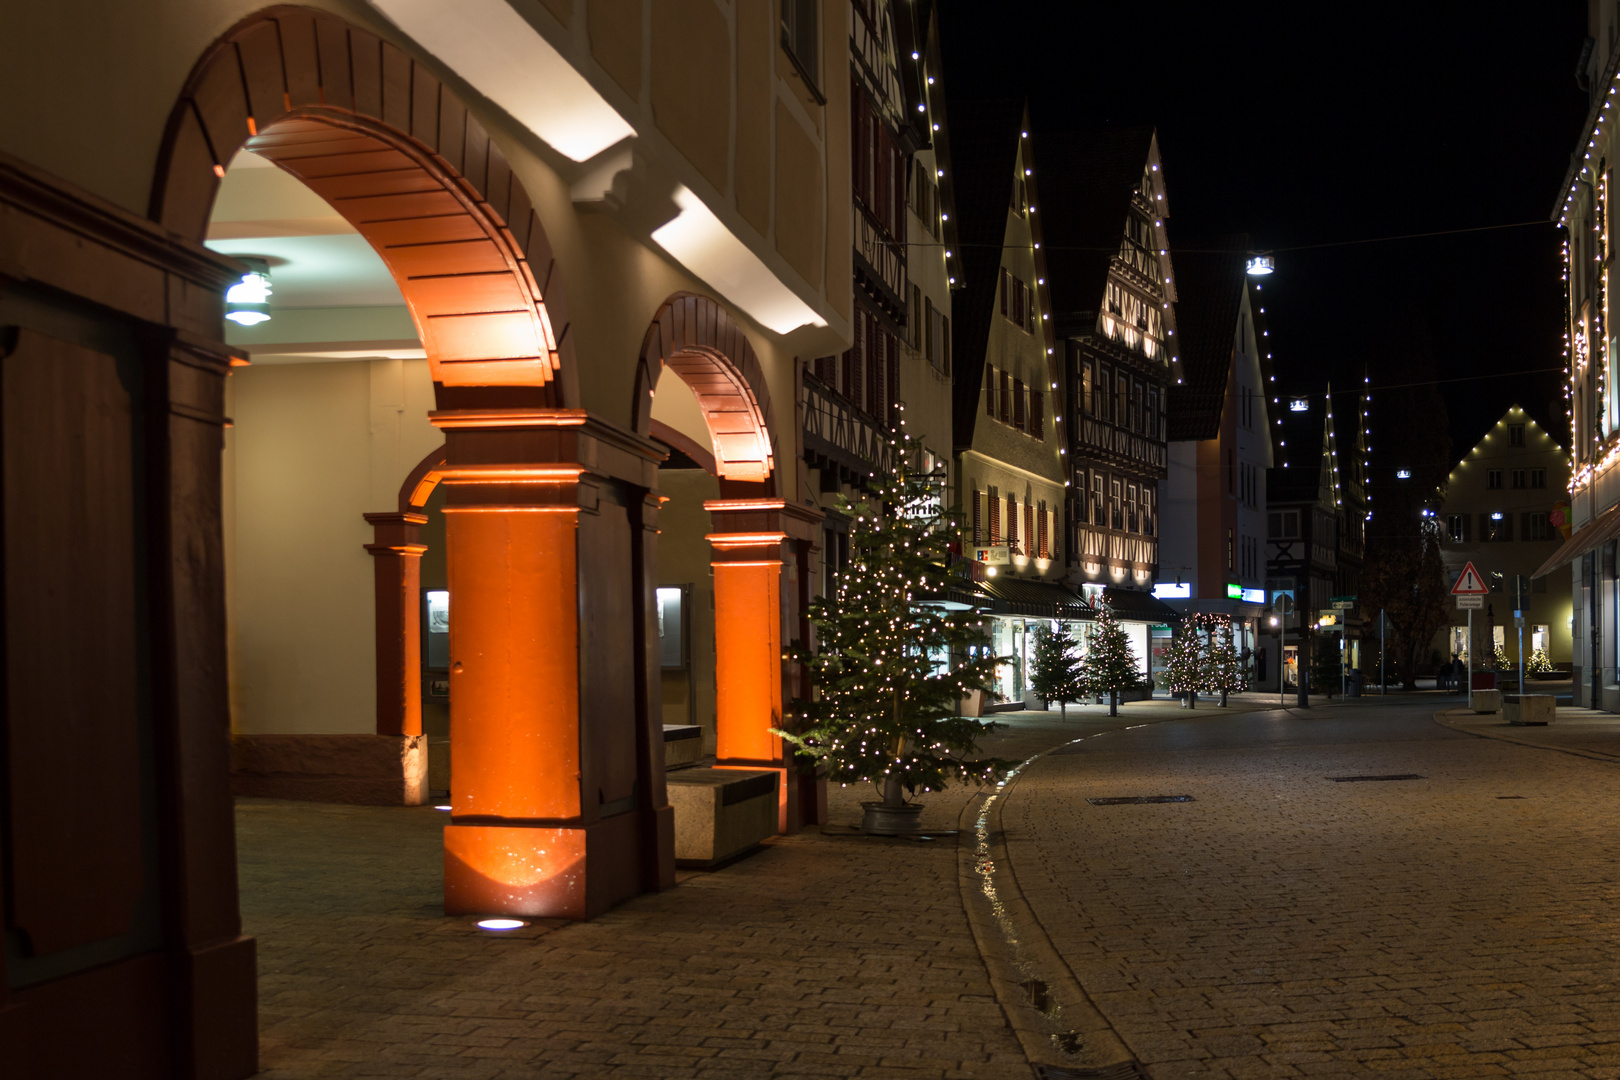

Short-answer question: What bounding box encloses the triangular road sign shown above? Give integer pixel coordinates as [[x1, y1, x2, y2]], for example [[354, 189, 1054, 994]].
[[1451, 561, 1489, 595]]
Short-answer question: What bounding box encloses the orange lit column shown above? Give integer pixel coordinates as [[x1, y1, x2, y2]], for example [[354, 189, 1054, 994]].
[[435, 409, 673, 920], [707, 499, 824, 832]]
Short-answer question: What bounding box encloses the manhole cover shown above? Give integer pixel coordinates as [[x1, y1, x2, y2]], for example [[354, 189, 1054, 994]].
[[1086, 795, 1193, 805], [1036, 1062, 1148, 1079], [1328, 774, 1424, 783]]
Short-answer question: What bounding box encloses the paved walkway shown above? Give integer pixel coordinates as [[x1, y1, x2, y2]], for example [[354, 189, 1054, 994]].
[[1439, 702, 1620, 763], [240, 695, 1282, 1079], [1001, 695, 1620, 1079]]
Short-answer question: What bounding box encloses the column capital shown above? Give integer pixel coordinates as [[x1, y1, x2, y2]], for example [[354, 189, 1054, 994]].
[[704, 498, 823, 543], [362, 511, 428, 555]]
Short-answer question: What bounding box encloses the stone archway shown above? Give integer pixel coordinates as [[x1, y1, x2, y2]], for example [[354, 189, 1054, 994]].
[[156, 8, 672, 923], [151, 6, 572, 406], [637, 292, 824, 832]]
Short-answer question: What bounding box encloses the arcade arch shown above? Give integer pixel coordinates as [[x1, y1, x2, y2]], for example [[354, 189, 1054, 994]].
[[160, 8, 670, 921]]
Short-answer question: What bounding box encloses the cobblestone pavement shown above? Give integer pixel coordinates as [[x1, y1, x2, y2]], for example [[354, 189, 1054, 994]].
[[1440, 703, 1620, 763], [240, 695, 1280, 1079], [1003, 695, 1620, 1079]]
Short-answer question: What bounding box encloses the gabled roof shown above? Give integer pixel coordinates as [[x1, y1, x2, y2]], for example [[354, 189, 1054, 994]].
[[937, 94, 1025, 448], [1024, 126, 1157, 334], [1166, 240, 1250, 442]]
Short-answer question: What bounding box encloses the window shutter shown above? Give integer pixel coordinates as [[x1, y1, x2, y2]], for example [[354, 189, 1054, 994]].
[[1013, 378, 1026, 430], [985, 365, 995, 416], [972, 491, 982, 545], [1000, 268, 1010, 316], [1031, 391, 1044, 440], [1000, 371, 1011, 423], [1025, 504, 1035, 556], [1038, 502, 1049, 559], [1007, 493, 1019, 552], [989, 486, 1000, 544]]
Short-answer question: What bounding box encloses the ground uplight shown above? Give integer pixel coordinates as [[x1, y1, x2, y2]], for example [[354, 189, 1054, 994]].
[[476, 918, 526, 931]]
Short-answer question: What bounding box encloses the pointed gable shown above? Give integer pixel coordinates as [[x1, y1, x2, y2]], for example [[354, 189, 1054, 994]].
[[937, 95, 1026, 446], [1166, 241, 1250, 442]]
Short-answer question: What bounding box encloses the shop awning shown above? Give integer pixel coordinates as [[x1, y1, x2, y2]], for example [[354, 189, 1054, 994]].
[[1531, 503, 1620, 579], [1101, 586, 1180, 624], [974, 577, 1094, 620]]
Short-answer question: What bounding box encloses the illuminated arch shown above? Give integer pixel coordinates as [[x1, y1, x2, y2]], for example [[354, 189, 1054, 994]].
[[635, 292, 776, 488], [150, 6, 572, 407]]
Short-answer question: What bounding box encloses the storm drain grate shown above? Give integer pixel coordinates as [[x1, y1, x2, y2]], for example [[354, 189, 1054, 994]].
[[1086, 795, 1193, 805], [1328, 774, 1424, 783], [1498, 795, 1526, 799], [1036, 1062, 1149, 1079]]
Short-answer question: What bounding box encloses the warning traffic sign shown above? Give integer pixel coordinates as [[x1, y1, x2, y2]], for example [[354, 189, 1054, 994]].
[[1451, 561, 1489, 596]]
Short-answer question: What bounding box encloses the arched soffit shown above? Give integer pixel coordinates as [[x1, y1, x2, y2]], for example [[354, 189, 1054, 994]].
[[649, 419, 718, 476], [151, 6, 573, 408], [635, 293, 775, 488], [398, 442, 449, 513]]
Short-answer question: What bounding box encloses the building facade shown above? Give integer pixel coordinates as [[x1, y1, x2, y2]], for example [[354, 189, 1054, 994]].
[[1265, 383, 1369, 690], [940, 94, 1075, 703], [1437, 407, 1573, 671], [1159, 248, 1273, 681], [1547, 0, 1620, 708], [0, 2, 860, 1073]]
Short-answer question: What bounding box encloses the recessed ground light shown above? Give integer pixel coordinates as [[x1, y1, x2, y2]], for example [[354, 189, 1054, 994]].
[[434, 805, 451, 811], [476, 918, 526, 931]]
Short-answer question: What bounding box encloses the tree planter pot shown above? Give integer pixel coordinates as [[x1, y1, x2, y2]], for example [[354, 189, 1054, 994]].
[[862, 801, 926, 835]]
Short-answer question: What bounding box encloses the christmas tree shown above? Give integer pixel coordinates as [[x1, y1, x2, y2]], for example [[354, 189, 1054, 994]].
[[1161, 623, 1204, 707], [1030, 621, 1086, 719], [1491, 643, 1512, 671], [1207, 617, 1245, 707], [777, 432, 1012, 823], [1527, 648, 1554, 676], [1082, 606, 1141, 716]]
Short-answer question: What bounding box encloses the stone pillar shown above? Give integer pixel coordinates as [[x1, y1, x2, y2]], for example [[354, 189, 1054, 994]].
[[363, 512, 428, 739], [706, 498, 825, 833], [436, 408, 673, 920]]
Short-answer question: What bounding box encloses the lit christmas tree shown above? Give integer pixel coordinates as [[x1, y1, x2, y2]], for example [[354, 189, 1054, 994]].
[[1162, 618, 1207, 708], [1206, 616, 1245, 707], [1030, 621, 1086, 720], [777, 431, 1011, 831], [1527, 648, 1554, 676], [1081, 606, 1140, 717]]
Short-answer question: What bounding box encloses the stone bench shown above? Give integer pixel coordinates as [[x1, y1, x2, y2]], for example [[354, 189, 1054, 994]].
[[662, 724, 702, 770], [1504, 693, 1555, 726], [1470, 689, 1501, 714], [665, 767, 778, 867]]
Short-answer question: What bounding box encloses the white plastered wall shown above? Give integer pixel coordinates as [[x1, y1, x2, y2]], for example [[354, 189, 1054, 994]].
[[223, 357, 441, 734]]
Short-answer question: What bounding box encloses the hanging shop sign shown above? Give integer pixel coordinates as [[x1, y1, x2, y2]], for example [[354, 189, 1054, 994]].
[[972, 544, 1010, 565]]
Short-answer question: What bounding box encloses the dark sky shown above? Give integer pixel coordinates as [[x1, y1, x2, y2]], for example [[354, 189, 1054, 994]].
[[941, 1, 1592, 458]]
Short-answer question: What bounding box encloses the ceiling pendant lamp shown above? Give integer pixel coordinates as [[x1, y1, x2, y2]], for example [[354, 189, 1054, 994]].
[[1246, 254, 1275, 276], [225, 257, 273, 326]]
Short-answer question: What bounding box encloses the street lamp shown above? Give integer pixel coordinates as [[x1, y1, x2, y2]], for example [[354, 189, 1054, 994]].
[[1246, 254, 1275, 276]]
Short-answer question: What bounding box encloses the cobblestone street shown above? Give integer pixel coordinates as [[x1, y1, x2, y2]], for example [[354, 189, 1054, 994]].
[[239, 696, 1620, 1078], [1006, 697, 1620, 1079], [239, 702, 1201, 1079]]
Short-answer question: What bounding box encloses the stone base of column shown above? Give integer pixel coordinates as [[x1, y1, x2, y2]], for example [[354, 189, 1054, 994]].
[[230, 734, 428, 806], [444, 805, 674, 920]]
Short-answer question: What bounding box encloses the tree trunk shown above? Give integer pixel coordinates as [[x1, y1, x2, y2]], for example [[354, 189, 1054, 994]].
[[1059, 700, 1067, 721], [881, 772, 905, 808], [1109, 689, 1118, 717], [1220, 688, 1229, 707]]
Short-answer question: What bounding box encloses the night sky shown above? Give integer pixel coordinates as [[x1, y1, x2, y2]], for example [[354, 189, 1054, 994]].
[[942, 1, 1592, 461]]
